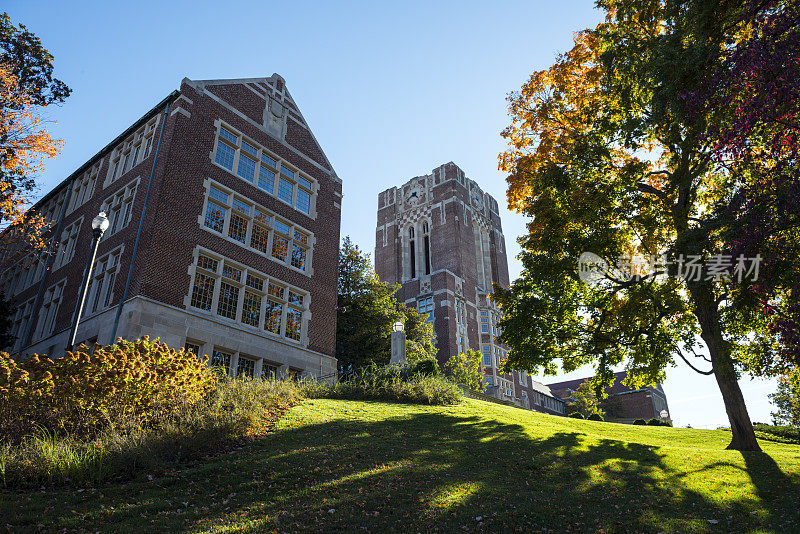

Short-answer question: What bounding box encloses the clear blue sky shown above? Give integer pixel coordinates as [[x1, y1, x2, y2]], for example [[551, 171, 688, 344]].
[[7, 0, 777, 427]]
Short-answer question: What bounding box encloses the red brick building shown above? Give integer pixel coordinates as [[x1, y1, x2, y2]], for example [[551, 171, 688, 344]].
[[1, 75, 341, 381], [547, 371, 671, 423], [374, 162, 565, 414]]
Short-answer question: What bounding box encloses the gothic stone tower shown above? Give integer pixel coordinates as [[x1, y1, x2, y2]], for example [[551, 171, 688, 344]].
[[375, 162, 539, 404]]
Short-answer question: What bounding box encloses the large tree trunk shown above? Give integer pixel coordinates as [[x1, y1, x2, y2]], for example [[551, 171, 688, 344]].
[[689, 284, 761, 451]]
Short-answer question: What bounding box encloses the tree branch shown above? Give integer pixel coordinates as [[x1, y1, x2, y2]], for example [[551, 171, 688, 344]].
[[636, 182, 672, 204]]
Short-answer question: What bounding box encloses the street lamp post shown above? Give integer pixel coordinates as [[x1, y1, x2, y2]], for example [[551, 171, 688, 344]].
[[67, 212, 110, 350], [389, 321, 406, 365]]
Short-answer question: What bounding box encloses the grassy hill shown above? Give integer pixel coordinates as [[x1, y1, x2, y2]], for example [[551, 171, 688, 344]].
[[2, 398, 799, 533]]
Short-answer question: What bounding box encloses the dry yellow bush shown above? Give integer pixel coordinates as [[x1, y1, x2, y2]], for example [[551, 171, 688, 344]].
[[0, 337, 216, 442]]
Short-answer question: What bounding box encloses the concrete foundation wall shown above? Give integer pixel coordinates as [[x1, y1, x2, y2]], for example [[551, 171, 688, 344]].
[[24, 295, 337, 382]]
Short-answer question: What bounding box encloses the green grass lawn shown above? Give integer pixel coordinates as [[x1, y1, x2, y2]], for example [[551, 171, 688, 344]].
[[2, 398, 799, 533]]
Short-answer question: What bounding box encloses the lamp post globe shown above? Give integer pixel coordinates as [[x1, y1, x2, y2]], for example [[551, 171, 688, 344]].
[[92, 211, 110, 236], [660, 410, 669, 419], [393, 321, 404, 332]]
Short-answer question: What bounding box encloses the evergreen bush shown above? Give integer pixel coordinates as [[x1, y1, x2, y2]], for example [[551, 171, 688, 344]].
[[633, 419, 647, 425], [568, 412, 585, 419], [587, 413, 604, 421], [321, 363, 461, 405]]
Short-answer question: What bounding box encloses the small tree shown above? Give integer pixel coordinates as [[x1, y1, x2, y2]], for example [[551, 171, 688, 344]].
[[443, 349, 485, 392], [0, 13, 71, 263], [336, 237, 436, 374], [770, 370, 800, 427], [567, 381, 605, 419]]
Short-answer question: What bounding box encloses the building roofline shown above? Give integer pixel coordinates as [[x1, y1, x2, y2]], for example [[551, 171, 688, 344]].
[[26, 89, 181, 215]]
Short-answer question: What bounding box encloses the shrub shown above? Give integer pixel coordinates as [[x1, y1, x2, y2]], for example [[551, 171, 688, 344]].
[[443, 349, 484, 392], [633, 419, 647, 425], [320, 363, 461, 405], [647, 418, 664, 426], [0, 337, 216, 442], [568, 412, 585, 419], [752, 423, 800, 444], [587, 413, 604, 421], [405, 358, 439, 378], [0, 375, 306, 488]]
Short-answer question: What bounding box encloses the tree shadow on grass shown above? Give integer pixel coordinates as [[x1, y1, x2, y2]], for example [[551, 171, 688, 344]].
[[1, 406, 798, 533]]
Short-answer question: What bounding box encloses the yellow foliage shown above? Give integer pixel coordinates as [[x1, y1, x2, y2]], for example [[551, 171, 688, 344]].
[[499, 27, 607, 212], [0, 62, 63, 262], [0, 337, 216, 442]]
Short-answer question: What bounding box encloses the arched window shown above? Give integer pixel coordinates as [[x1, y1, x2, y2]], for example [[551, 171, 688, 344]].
[[408, 226, 416, 278], [422, 221, 431, 275]]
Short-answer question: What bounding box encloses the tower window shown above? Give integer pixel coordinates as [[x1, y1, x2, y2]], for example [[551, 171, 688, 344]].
[[409, 226, 416, 278], [422, 221, 431, 275]]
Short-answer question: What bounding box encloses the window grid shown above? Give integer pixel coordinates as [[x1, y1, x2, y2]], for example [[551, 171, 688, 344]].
[[101, 180, 138, 239], [417, 296, 434, 323], [33, 280, 65, 341], [201, 181, 312, 273], [190, 273, 215, 311], [54, 219, 82, 270], [242, 291, 261, 327], [237, 356, 256, 378], [184, 342, 201, 356], [9, 298, 35, 352], [211, 349, 232, 371], [86, 248, 121, 315], [67, 162, 101, 213], [106, 116, 158, 187], [188, 250, 308, 343], [212, 123, 316, 216], [217, 281, 240, 319]]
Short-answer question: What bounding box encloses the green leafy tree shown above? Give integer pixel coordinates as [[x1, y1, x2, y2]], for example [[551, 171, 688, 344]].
[[336, 237, 436, 374], [443, 349, 485, 392], [770, 370, 800, 427], [494, 0, 796, 450], [567, 381, 605, 419]]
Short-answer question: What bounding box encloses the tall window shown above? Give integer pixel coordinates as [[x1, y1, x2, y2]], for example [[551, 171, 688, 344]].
[[86, 248, 121, 315], [201, 182, 312, 273], [217, 264, 241, 319], [408, 226, 416, 279], [101, 180, 138, 239], [286, 290, 304, 341], [187, 250, 308, 343], [422, 221, 431, 275], [417, 295, 434, 323], [39, 189, 67, 229], [33, 280, 65, 341], [190, 254, 218, 311], [456, 299, 466, 326], [53, 218, 83, 270], [8, 298, 34, 352], [237, 141, 258, 183], [212, 123, 316, 216], [106, 116, 159, 187], [67, 161, 101, 213]]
